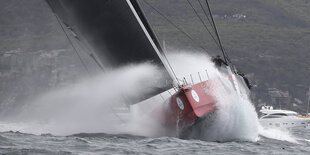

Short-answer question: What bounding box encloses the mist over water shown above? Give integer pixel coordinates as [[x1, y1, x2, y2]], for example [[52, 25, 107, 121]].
[[258, 125, 298, 143], [0, 62, 167, 136], [0, 50, 298, 143]]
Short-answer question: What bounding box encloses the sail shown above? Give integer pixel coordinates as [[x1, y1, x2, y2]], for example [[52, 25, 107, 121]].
[[45, 0, 174, 103]]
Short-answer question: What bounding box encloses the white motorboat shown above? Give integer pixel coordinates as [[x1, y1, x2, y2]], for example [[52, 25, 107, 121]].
[[259, 106, 310, 129]]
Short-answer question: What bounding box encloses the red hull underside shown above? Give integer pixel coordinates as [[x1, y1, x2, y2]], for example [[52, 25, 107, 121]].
[[160, 80, 216, 128]]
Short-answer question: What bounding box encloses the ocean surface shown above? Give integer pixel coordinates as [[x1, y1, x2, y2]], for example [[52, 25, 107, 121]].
[[0, 128, 310, 154]]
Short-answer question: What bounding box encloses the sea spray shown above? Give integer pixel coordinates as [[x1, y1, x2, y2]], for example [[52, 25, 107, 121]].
[[168, 51, 299, 142], [198, 77, 259, 141], [167, 51, 259, 141], [258, 125, 298, 143], [0, 49, 297, 143], [0, 62, 167, 136], [123, 100, 168, 137]]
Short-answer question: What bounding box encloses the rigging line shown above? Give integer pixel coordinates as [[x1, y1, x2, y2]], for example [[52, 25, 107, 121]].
[[205, 0, 229, 64], [47, 0, 105, 72], [54, 14, 91, 75], [162, 40, 180, 86], [130, 0, 179, 86], [186, 0, 221, 50], [198, 0, 232, 64], [222, 46, 231, 64], [68, 26, 105, 71], [197, 0, 217, 35], [142, 0, 209, 53]]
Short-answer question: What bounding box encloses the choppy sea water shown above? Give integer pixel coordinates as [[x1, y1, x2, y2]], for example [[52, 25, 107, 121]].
[[0, 129, 310, 155]]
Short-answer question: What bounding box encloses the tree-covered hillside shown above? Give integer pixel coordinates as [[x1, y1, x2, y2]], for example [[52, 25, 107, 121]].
[[0, 0, 310, 113], [0, 0, 67, 51]]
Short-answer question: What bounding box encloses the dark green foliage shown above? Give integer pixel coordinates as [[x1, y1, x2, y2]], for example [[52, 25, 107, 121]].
[[0, 0, 309, 111], [0, 0, 67, 52]]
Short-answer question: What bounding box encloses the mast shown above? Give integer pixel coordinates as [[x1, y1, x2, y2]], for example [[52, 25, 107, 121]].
[[128, 0, 163, 55], [127, 0, 179, 86]]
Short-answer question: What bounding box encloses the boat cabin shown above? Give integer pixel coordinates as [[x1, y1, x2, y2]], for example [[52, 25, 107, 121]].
[[259, 106, 298, 119]]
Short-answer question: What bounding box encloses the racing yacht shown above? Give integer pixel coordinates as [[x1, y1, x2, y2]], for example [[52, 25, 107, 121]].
[[46, 0, 250, 135]]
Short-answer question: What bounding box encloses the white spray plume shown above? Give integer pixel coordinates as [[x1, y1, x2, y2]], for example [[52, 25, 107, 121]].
[[0, 62, 166, 136], [165, 51, 259, 142], [167, 51, 298, 143], [258, 125, 298, 143], [0, 49, 298, 143]]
